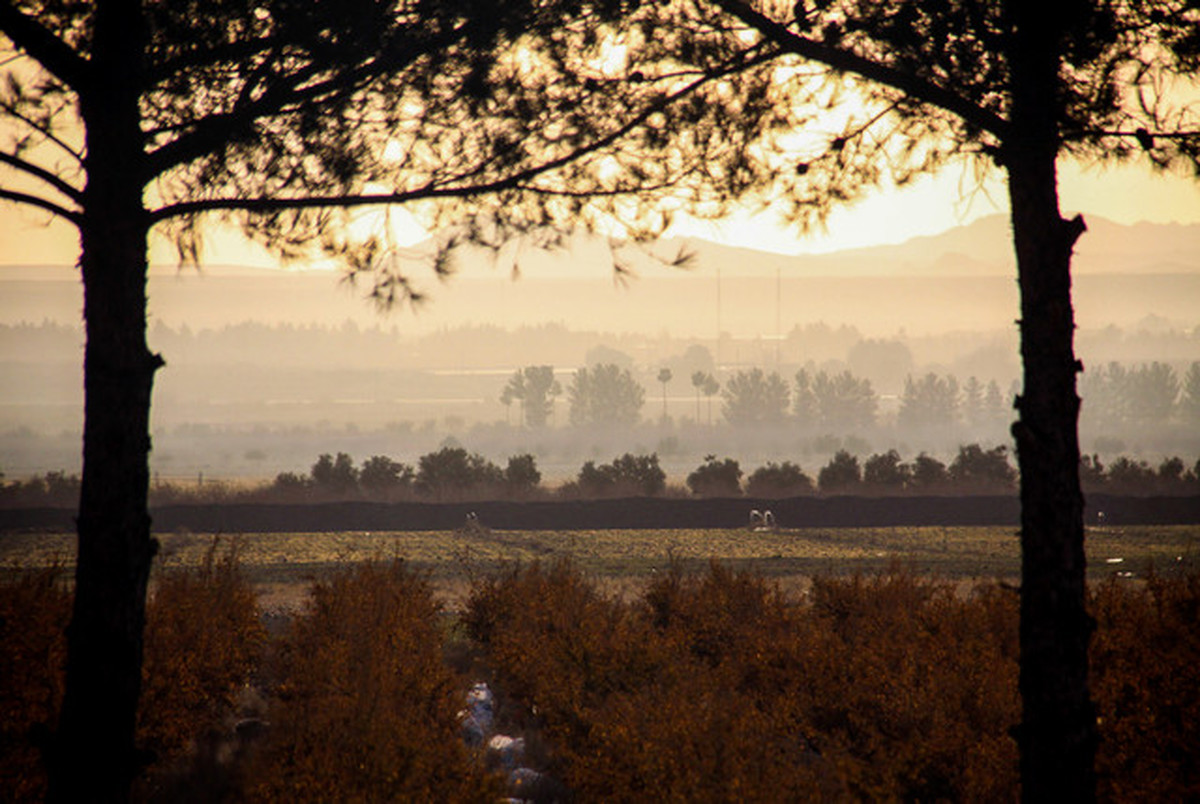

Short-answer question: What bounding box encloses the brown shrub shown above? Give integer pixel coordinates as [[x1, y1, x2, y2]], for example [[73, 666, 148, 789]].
[[803, 572, 1020, 800], [138, 538, 267, 762], [1091, 572, 1200, 801], [245, 559, 500, 802], [0, 566, 70, 801], [466, 561, 1024, 801]]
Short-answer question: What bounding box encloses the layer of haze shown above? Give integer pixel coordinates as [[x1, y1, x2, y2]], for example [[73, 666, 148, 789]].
[[2, 158, 1199, 483]]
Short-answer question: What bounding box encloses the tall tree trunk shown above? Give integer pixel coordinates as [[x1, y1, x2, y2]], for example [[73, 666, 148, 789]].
[[1005, 1, 1096, 800], [47, 2, 158, 801]]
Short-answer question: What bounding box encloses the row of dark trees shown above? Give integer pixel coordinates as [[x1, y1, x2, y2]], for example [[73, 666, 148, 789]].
[[271, 448, 542, 503], [687, 444, 1020, 497], [6, 445, 1198, 509]]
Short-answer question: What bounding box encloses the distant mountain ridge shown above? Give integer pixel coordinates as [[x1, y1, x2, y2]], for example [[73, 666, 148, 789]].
[[673, 214, 1200, 278], [3, 213, 1197, 280]]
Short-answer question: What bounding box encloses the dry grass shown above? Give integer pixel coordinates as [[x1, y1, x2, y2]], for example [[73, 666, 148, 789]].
[[3, 525, 1196, 605]]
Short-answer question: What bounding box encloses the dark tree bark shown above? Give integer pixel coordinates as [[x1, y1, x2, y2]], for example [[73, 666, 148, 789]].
[[46, 2, 161, 801], [1005, 2, 1096, 800]]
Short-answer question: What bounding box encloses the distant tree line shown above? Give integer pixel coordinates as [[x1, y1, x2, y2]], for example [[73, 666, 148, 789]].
[[498, 360, 1200, 445], [502, 362, 1018, 433], [1079, 453, 1200, 496], [270, 448, 543, 502], [1080, 361, 1200, 432], [685, 444, 1020, 497], [5, 444, 1199, 508]]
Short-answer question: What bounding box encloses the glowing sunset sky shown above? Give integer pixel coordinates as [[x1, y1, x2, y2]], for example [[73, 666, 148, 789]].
[[2, 155, 1199, 268]]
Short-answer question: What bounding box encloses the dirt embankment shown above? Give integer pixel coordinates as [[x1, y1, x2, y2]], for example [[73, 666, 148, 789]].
[[2, 493, 1198, 533]]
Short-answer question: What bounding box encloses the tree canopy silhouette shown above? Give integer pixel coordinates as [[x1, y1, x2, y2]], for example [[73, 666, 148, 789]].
[[559, 1, 1197, 796], [0, 0, 716, 798], [5, 0, 1199, 799]]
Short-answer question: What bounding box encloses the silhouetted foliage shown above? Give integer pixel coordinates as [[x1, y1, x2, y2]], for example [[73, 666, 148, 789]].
[[847, 338, 915, 393], [269, 471, 311, 496], [1082, 361, 1183, 432], [962, 376, 985, 427], [572, 452, 666, 498], [310, 452, 359, 494], [502, 366, 562, 428], [0, 471, 80, 507], [948, 444, 1018, 493], [503, 453, 542, 498], [686, 455, 743, 497], [416, 447, 504, 501], [745, 461, 815, 498], [792, 369, 819, 422], [358, 455, 416, 495], [910, 453, 950, 492], [656, 367, 673, 422], [1080, 454, 1107, 492], [1182, 362, 1200, 425], [863, 449, 911, 491], [818, 450, 863, 494]]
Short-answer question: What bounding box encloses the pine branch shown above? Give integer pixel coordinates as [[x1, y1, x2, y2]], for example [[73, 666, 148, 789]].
[[711, 0, 1010, 141], [0, 185, 82, 223], [150, 47, 775, 223], [0, 1, 89, 92], [0, 98, 84, 162], [144, 21, 471, 178], [0, 150, 83, 202]]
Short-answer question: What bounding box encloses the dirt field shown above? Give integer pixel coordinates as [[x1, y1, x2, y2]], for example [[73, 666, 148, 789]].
[[3, 524, 1196, 610]]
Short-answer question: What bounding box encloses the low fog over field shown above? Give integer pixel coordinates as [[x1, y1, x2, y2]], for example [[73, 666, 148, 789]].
[[3, 215, 1199, 482]]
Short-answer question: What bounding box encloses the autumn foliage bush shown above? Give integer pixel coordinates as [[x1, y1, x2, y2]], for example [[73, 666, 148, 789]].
[[3, 549, 1199, 801], [243, 560, 500, 802], [1091, 571, 1200, 800], [138, 540, 267, 762], [1, 542, 265, 801], [0, 566, 70, 801], [465, 560, 1199, 802]]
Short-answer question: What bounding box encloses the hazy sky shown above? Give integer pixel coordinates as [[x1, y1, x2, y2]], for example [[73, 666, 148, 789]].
[[2, 155, 1199, 268]]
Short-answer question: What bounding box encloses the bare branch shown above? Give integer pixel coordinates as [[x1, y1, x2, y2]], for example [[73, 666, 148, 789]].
[[0, 1, 89, 92], [711, 0, 1010, 141], [0, 98, 84, 161], [1063, 128, 1199, 142], [0, 150, 83, 202], [0, 185, 82, 223]]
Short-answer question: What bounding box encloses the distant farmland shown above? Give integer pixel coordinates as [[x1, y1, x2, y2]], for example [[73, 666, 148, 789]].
[[3, 525, 1195, 607]]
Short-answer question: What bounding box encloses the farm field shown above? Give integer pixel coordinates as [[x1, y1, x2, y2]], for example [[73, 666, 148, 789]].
[[3, 524, 1196, 608]]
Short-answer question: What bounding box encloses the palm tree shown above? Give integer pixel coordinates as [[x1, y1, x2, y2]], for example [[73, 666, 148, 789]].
[[702, 374, 720, 426], [657, 368, 673, 423], [691, 370, 706, 422]]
